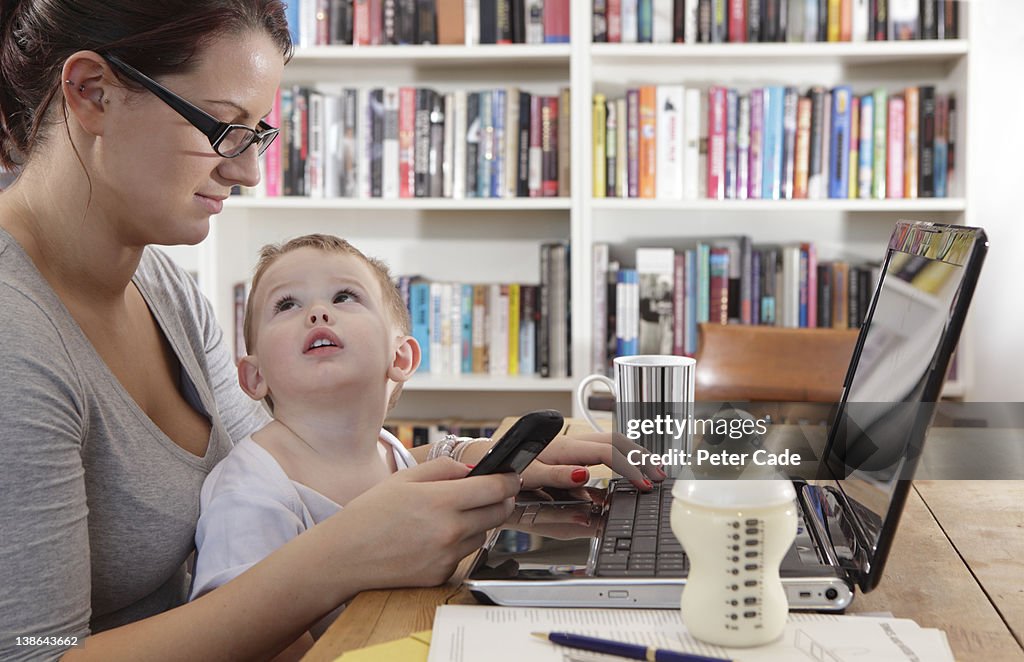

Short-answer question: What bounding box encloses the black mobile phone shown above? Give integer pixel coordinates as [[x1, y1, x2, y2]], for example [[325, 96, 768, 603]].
[[466, 409, 565, 477]]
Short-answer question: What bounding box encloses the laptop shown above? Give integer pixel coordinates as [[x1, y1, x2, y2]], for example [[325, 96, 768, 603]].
[[466, 221, 988, 611]]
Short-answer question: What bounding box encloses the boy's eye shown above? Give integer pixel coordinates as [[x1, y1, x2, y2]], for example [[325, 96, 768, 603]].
[[273, 296, 298, 313], [333, 289, 358, 304]]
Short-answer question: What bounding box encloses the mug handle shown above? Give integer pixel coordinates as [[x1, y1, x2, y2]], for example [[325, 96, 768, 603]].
[[575, 374, 616, 432]]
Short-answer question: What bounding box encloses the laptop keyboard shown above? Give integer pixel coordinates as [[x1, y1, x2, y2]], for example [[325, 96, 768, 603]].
[[596, 480, 688, 577], [596, 479, 819, 577]]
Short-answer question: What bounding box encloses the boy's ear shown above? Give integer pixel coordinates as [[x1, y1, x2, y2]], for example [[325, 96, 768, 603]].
[[237, 355, 269, 401], [386, 335, 421, 384]]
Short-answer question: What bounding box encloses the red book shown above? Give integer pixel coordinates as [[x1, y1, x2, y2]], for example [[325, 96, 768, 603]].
[[543, 0, 569, 43], [706, 86, 727, 199], [608, 0, 622, 42], [729, 0, 746, 42], [368, 0, 383, 44], [398, 87, 416, 198], [887, 96, 905, 199], [354, 0, 370, 46]]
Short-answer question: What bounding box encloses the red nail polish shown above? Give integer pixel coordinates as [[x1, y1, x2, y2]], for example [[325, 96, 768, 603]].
[[466, 464, 476, 469], [642, 479, 653, 489], [571, 468, 589, 483]]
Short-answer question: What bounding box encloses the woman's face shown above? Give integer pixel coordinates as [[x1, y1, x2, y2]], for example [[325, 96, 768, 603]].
[[96, 30, 284, 247]]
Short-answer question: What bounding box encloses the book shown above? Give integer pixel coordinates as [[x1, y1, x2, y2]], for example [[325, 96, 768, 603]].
[[636, 247, 676, 354], [656, 85, 686, 200]]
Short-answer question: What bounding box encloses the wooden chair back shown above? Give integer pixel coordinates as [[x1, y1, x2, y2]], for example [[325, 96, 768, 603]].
[[694, 323, 859, 402]]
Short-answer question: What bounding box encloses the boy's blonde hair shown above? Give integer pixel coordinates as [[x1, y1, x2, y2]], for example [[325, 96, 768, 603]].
[[243, 234, 412, 410]]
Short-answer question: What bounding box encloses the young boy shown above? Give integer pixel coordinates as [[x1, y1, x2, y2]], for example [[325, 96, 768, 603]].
[[189, 234, 429, 650]]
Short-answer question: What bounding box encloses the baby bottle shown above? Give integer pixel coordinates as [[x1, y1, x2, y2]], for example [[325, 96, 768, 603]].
[[670, 479, 797, 647]]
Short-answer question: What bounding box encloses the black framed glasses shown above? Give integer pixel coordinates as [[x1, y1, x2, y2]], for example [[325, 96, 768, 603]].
[[104, 54, 278, 158]]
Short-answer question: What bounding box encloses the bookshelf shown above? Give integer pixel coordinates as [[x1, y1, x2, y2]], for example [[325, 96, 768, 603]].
[[171, 2, 974, 418]]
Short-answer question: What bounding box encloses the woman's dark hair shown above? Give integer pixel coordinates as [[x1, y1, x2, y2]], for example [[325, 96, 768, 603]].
[[0, 0, 293, 170]]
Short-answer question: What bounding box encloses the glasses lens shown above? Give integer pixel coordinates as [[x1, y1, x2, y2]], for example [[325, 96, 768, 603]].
[[217, 126, 255, 158], [256, 128, 279, 156]]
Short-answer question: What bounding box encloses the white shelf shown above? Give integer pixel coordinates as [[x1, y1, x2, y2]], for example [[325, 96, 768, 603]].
[[291, 44, 572, 66], [589, 198, 968, 212], [404, 374, 575, 392], [225, 196, 572, 211], [589, 40, 968, 66]]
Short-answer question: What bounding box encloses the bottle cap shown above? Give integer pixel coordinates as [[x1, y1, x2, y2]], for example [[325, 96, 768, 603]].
[[671, 479, 796, 509]]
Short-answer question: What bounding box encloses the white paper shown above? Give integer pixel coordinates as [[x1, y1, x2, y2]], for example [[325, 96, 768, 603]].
[[428, 606, 954, 662]]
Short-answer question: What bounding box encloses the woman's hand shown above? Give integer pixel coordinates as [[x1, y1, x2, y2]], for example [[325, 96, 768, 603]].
[[326, 458, 519, 594], [519, 430, 668, 491]]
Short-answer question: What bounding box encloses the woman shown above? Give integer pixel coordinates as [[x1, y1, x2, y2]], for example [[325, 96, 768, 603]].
[[0, 1, 659, 659]]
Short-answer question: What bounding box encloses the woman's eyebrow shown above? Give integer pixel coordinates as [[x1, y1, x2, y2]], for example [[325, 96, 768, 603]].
[[204, 98, 271, 122]]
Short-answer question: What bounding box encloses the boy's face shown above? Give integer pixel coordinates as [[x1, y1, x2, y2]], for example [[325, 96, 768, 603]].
[[244, 247, 406, 408]]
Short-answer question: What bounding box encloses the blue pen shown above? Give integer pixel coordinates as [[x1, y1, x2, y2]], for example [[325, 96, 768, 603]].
[[532, 632, 732, 662]]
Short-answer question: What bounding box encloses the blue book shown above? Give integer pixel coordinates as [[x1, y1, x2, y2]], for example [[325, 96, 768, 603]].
[[616, 269, 639, 357], [461, 284, 473, 374], [637, 0, 653, 42], [798, 247, 808, 327], [829, 86, 853, 199], [857, 94, 875, 198], [409, 282, 431, 373], [491, 89, 506, 198], [761, 86, 785, 200]]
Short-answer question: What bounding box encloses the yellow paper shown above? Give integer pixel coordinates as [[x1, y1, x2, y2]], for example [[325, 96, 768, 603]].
[[334, 630, 431, 661]]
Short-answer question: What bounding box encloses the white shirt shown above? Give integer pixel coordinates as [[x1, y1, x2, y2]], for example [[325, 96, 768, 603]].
[[190, 429, 416, 611]]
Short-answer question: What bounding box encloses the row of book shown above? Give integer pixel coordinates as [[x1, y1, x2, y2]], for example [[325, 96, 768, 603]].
[[247, 85, 571, 200], [592, 84, 955, 201], [285, 0, 569, 47], [593, 240, 878, 371], [383, 420, 501, 448], [396, 241, 572, 378], [592, 0, 960, 43]]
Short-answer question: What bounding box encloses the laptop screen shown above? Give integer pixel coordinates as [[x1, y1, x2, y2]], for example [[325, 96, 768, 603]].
[[822, 221, 987, 589]]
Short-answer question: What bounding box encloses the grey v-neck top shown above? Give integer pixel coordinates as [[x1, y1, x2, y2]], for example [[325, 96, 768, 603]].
[[0, 227, 270, 660]]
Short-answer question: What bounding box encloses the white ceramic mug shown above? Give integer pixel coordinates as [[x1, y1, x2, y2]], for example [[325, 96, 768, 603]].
[[576, 355, 696, 458], [671, 479, 797, 647]]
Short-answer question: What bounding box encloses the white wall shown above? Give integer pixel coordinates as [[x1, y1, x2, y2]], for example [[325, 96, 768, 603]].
[[966, 0, 1024, 401]]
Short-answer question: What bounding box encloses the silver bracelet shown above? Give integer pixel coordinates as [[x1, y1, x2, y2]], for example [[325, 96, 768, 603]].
[[452, 438, 489, 463], [427, 434, 463, 461]]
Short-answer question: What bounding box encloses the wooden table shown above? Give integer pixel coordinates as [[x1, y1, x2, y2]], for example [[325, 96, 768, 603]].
[[305, 461, 1024, 661]]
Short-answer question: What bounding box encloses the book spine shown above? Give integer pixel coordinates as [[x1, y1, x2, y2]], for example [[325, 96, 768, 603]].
[[410, 282, 431, 372], [265, 89, 282, 197], [414, 88, 432, 197], [465, 91, 480, 197], [381, 87, 399, 199], [558, 87, 572, 197], [491, 88, 505, 198], [806, 86, 825, 198], [525, 0, 544, 43], [517, 91, 531, 197], [933, 93, 948, 198], [827, 86, 851, 198], [477, 89, 493, 198], [848, 94, 860, 198], [541, 95, 559, 197], [706, 86, 726, 199], [528, 94, 542, 197], [638, 85, 658, 198], [857, 93, 874, 198], [724, 88, 738, 198], [609, 0, 623, 41], [673, 253, 685, 355], [520, 285, 537, 375], [622, 0, 639, 42], [709, 248, 730, 325], [615, 269, 639, 356], [903, 86, 919, 198], [656, 85, 686, 200], [793, 95, 811, 199], [736, 94, 751, 199], [748, 88, 764, 199], [871, 88, 888, 198], [781, 86, 798, 199], [504, 88, 519, 198], [729, 0, 747, 41], [605, 98, 618, 197], [443, 92, 455, 198], [472, 283, 488, 373], [592, 243, 609, 373], [762, 86, 784, 200], [626, 89, 641, 197], [887, 95, 905, 198], [507, 283, 520, 375], [593, 93, 607, 198], [918, 85, 936, 197], [946, 95, 956, 195]]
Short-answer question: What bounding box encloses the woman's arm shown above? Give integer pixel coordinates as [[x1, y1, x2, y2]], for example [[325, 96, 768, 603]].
[[63, 459, 517, 662]]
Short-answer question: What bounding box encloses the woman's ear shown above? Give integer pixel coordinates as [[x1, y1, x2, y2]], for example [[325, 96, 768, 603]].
[[237, 355, 269, 401], [60, 51, 115, 137], [386, 335, 421, 384]]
